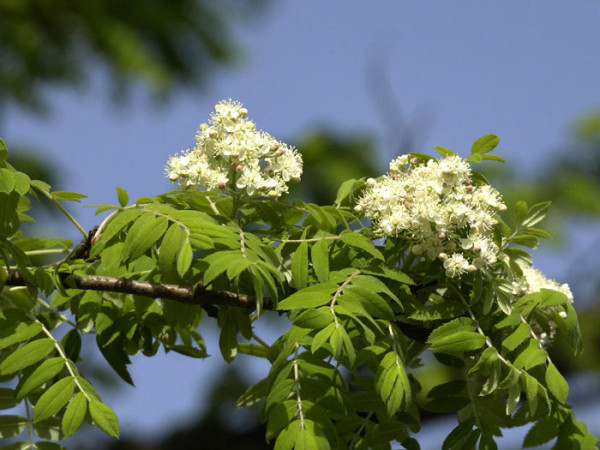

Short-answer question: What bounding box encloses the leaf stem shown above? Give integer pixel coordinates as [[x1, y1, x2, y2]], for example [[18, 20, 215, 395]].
[[36, 318, 89, 401], [33, 185, 88, 238]]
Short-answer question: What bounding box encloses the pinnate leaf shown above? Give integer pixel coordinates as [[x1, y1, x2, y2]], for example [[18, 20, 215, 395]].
[[33, 377, 74, 423], [545, 361, 568, 403], [291, 241, 308, 289], [89, 399, 119, 438], [0, 338, 55, 375], [17, 357, 65, 399], [62, 392, 87, 438]]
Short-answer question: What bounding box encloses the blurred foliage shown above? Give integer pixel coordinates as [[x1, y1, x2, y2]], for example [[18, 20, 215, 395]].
[[0, 0, 268, 112], [290, 129, 380, 204]]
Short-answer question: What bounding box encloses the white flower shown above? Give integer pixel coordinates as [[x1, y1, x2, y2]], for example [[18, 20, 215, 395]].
[[165, 100, 303, 198], [357, 153, 505, 277], [443, 253, 469, 278]]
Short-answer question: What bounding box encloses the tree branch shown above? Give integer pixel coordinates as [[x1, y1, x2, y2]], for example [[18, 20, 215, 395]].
[[5, 269, 272, 310]]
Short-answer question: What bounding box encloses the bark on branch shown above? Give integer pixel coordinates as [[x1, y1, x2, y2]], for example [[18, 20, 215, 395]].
[[5, 269, 272, 310]]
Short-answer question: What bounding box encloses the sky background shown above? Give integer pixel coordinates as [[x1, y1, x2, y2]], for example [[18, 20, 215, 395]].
[[3, 2, 600, 448]]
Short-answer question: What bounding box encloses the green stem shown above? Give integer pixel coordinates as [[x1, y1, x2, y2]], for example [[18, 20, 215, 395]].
[[20, 373, 35, 444], [252, 333, 269, 348], [25, 248, 70, 257], [33, 186, 88, 238]]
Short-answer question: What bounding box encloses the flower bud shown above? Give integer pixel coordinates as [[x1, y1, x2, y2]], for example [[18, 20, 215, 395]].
[[412, 245, 424, 255], [438, 252, 448, 260], [438, 232, 446, 239], [366, 178, 376, 186], [236, 165, 243, 172], [218, 181, 226, 189]]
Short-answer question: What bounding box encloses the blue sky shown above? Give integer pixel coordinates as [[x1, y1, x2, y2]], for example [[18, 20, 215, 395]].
[[4, 1, 600, 447]]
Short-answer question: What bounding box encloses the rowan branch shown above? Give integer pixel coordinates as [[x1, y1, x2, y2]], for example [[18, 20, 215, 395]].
[[5, 269, 273, 310]]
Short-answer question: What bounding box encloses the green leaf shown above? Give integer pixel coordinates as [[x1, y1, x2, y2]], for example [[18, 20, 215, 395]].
[[0, 338, 55, 375], [522, 202, 551, 227], [97, 334, 134, 385], [277, 284, 338, 310], [33, 417, 64, 441], [13, 171, 31, 196], [278, 291, 333, 310], [203, 251, 244, 284], [177, 238, 193, 277], [116, 187, 129, 207], [0, 388, 19, 410], [434, 146, 457, 158], [408, 301, 466, 321], [442, 418, 475, 450], [342, 287, 394, 320], [311, 238, 330, 283], [522, 416, 559, 448], [291, 241, 309, 290], [89, 399, 119, 438], [0, 321, 42, 350], [481, 154, 505, 163], [292, 307, 333, 330], [375, 351, 411, 416], [502, 323, 531, 352], [340, 231, 384, 260], [62, 392, 87, 438], [335, 178, 363, 206], [424, 396, 470, 413], [427, 380, 466, 399], [510, 235, 539, 249], [513, 340, 547, 370], [33, 377, 74, 423], [427, 318, 485, 355], [236, 378, 269, 408], [0, 168, 16, 193], [16, 357, 65, 399], [311, 323, 336, 353], [471, 134, 500, 155], [0, 139, 7, 161], [430, 330, 486, 355], [468, 347, 499, 375], [545, 361, 568, 403], [158, 222, 183, 276], [51, 190, 88, 202], [0, 415, 27, 438], [121, 213, 168, 261], [520, 372, 539, 416], [92, 208, 143, 252], [219, 321, 238, 363]]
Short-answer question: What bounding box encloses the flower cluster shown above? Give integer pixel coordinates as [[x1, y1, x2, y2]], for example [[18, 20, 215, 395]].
[[512, 265, 574, 303], [356, 154, 506, 277], [511, 265, 574, 347], [165, 100, 303, 198]]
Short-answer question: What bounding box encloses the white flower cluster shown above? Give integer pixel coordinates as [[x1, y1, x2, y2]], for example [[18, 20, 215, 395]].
[[512, 265, 574, 304], [511, 265, 573, 347], [355, 155, 506, 278], [165, 100, 303, 198]]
